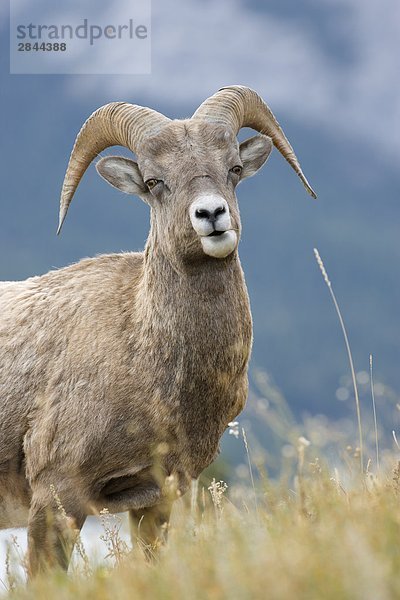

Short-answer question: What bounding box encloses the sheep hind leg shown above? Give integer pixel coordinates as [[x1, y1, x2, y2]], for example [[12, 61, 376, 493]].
[[129, 501, 172, 561], [27, 499, 86, 578]]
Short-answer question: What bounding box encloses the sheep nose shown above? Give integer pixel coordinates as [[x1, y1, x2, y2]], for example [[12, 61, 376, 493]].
[[190, 195, 231, 237], [195, 205, 226, 223]]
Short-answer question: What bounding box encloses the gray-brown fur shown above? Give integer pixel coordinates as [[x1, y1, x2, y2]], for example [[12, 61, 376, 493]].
[[0, 87, 315, 576]]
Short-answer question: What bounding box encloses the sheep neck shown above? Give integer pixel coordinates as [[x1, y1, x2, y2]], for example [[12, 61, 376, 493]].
[[140, 241, 251, 328], [133, 241, 252, 474]]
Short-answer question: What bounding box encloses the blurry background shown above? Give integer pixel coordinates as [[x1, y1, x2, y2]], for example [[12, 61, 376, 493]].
[[0, 0, 399, 463]]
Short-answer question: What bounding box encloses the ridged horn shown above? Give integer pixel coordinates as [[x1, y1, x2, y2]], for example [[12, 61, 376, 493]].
[[58, 103, 170, 234], [192, 85, 316, 199]]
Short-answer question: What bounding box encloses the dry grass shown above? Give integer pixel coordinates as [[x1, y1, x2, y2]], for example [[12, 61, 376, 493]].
[[3, 450, 400, 600]]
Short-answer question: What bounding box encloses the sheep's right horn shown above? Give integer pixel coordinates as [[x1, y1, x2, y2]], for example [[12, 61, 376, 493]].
[[192, 85, 316, 199], [58, 103, 170, 234]]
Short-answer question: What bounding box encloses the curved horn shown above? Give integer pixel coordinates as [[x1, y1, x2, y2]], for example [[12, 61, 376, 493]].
[[192, 85, 316, 199], [58, 103, 170, 234]]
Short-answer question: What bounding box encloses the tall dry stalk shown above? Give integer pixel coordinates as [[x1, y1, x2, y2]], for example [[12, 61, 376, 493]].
[[242, 427, 260, 522], [370, 354, 380, 471], [313, 248, 363, 472]]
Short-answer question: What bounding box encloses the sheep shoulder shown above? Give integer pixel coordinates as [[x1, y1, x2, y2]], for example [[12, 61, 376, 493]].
[[0, 252, 144, 478]]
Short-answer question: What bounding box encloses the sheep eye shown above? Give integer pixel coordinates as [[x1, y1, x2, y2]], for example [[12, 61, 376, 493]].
[[145, 179, 161, 190], [230, 165, 242, 176]]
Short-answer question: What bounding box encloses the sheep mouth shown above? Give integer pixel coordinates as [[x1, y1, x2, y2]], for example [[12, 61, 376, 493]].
[[199, 229, 238, 258], [208, 230, 225, 237]]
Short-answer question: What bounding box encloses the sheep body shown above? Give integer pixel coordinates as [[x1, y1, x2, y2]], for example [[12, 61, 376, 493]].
[[0, 250, 251, 529]]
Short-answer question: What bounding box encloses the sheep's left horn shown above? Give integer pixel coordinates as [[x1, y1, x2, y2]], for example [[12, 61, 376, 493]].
[[192, 85, 316, 199], [58, 102, 170, 234]]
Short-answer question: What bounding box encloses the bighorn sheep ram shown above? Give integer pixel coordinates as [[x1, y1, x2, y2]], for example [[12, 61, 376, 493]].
[[0, 86, 316, 575]]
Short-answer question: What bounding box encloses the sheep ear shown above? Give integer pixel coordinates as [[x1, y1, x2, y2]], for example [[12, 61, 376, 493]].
[[96, 156, 148, 196], [239, 135, 273, 180]]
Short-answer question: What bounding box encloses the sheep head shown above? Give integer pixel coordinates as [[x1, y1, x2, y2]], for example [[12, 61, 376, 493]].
[[58, 86, 316, 266], [96, 121, 272, 263]]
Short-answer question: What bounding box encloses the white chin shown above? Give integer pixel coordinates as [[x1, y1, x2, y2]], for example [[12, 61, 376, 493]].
[[200, 231, 237, 259]]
